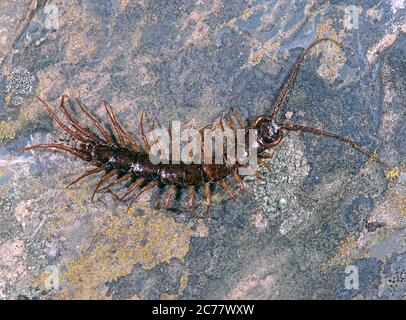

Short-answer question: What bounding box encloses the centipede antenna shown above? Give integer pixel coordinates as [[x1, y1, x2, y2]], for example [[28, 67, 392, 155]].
[[269, 38, 349, 120], [75, 98, 112, 143], [59, 95, 100, 143], [66, 166, 105, 188], [280, 123, 388, 167], [36, 95, 87, 143], [20, 143, 87, 160]]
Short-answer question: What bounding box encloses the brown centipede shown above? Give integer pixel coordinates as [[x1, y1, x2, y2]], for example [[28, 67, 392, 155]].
[[18, 38, 388, 214]]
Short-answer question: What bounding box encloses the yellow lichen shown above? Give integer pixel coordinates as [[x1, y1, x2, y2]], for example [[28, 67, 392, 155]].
[[383, 164, 406, 216], [324, 235, 361, 268], [313, 19, 347, 83], [0, 100, 37, 145], [360, 148, 379, 175], [178, 271, 189, 296], [33, 205, 208, 299], [5, 94, 11, 106], [3, 66, 11, 77], [386, 168, 400, 180], [241, 8, 252, 21], [0, 121, 16, 144]]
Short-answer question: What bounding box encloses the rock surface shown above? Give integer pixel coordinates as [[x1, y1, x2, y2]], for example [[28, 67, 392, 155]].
[[0, 0, 405, 299]]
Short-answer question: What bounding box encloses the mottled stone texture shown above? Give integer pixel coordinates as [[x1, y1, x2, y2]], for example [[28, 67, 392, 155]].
[[0, 0, 405, 299]]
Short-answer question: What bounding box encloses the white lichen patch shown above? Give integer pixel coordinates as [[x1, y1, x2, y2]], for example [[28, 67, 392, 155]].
[[247, 134, 311, 235]]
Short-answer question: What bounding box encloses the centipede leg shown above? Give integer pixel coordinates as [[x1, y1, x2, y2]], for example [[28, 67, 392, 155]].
[[244, 165, 265, 180], [36, 96, 87, 143], [255, 171, 265, 180], [231, 107, 245, 128], [258, 159, 273, 173], [91, 169, 117, 201], [59, 95, 100, 142], [232, 172, 245, 192], [119, 178, 144, 201], [187, 186, 199, 212], [109, 189, 122, 201], [226, 111, 238, 135], [259, 151, 273, 159], [127, 181, 159, 213], [76, 98, 112, 144], [220, 180, 236, 199], [103, 101, 125, 146], [98, 173, 132, 192], [20, 144, 87, 160], [140, 111, 150, 151], [66, 166, 105, 188], [162, 186, 175, 209], [103, 101, 141, 150], [203, 183, 212, 215], [219, 115, 234, 140], [151, 117, 159, 131]]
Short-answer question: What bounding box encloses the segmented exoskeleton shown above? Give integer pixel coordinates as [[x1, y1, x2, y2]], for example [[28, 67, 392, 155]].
[[19, 38, 387, 214]]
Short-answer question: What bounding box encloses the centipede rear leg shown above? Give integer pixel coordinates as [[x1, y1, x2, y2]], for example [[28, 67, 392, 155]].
[[75, 98, 112, 144], [20, 97, 92, 158], [60, 95, 101, 143]]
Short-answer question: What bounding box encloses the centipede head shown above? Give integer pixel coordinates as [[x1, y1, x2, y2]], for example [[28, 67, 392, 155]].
[[249, 115, 283, 153]]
